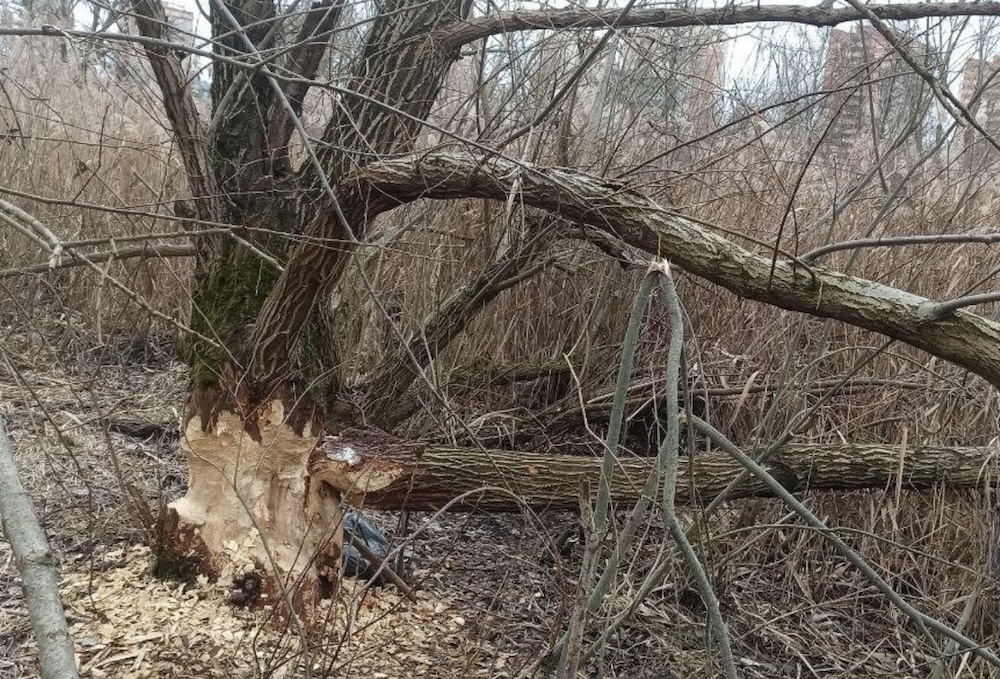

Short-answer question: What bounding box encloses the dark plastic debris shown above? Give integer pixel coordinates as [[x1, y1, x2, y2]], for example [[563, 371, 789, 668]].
[[342, 508, 391, 585]]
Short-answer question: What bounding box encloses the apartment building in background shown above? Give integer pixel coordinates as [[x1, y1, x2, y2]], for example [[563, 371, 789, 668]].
[[820, 26, 894, 148], [163, 3, 195, 49], [960, 55, 1000, 167], [679, 30, 728, 133]]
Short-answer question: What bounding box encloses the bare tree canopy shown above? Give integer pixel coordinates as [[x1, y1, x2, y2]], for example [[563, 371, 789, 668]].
[[7, 0, 1000, 673]]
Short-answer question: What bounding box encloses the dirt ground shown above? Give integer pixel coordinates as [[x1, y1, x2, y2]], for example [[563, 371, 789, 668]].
[[0, 351, 575, 678], [1, 335, 999, 677]]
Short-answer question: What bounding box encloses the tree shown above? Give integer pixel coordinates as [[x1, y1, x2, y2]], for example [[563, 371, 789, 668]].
[[14, 0, 1000, 617]]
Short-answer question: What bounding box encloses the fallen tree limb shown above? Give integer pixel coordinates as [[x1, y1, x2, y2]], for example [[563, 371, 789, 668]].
[[312, 430, 999, 512], [355, 149, 1000, 389], [0, 417, 78, 679]]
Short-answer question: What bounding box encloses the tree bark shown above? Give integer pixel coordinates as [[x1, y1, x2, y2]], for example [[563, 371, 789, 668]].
[[142, 0, 471, 611], [315, 433, 999, 512], [0, 418, 78, 679], [355, 149, 1000, 390]]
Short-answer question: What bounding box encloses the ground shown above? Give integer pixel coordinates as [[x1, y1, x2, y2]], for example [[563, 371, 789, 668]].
[[0, 324, 996, 677]]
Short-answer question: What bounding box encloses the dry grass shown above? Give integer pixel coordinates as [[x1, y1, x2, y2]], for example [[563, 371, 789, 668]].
[[2, 16, 1000, 679]]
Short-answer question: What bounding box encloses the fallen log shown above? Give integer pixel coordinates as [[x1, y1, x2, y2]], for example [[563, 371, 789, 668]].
[[311, 430, 1000, 512]]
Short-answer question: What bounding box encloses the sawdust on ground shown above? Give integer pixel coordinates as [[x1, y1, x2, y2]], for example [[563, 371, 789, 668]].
[[57, 545, 514, 678]]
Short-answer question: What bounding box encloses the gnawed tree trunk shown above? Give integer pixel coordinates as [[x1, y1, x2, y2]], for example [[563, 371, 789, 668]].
[[156, 401, 343, 610], [134, 0, 470, 608], [317, 433, 1000, 512]]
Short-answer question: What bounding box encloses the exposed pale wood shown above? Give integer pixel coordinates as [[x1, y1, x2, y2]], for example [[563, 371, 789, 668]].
[[157, 400, 341, 611], [314, 432, 999, 512]]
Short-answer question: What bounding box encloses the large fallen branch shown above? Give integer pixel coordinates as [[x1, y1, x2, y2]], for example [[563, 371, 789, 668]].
[[0, 417, 78, 679], [355, 149, 1000, 389], [312, 431, 999, 512]]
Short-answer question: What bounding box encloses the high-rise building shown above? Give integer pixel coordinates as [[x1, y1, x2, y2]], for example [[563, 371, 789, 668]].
[[683, 32, 727, 132], [820, 26, 893, 148], [960, 56, 1000, 166], [164, 4, 195, 49], [613, 27, 728, 134]]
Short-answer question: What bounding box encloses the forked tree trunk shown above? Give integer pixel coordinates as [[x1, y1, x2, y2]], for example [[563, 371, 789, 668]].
[[135, 0, 469, 609]]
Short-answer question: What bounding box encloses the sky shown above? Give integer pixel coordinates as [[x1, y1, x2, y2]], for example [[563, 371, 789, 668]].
[[72, 0, 1000, 98]]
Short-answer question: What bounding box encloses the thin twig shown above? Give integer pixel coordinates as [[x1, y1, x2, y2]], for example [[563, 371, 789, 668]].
[[802, 232, 1000, 262], [919, 292, 1000, 321], [0, 244, 196, 279]]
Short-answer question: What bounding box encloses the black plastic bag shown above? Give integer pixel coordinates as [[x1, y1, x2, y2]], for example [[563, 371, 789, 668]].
[[342, 508, 391, 585]]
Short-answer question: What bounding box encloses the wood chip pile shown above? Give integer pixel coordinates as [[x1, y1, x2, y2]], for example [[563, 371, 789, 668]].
[[53, 546, 484, 678]]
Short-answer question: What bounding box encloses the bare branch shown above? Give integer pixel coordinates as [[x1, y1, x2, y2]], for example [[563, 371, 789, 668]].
[[919, 292, 1000, 321], [434, 3, 1000, 49], [803, 233, 1000, 262], [687, 416, 1000, 670], [0, 417, 78, 679], [0, 199, 63, 264], [0, 244, 196, 279], [354, 148, 1000, 388]]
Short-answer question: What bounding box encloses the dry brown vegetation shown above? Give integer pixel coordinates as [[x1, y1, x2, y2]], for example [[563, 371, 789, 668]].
[[3, 4, 1000, 677]]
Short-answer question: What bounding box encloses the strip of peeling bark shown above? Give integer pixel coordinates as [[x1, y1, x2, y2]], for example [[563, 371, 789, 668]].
[[352, 149, 1000, 389], [313, 433, 999, 512]]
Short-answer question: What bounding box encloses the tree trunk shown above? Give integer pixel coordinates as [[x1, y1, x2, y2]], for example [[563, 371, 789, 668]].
[[155, 399, 342, 613], [315, 432, 997, 512], [137, 0, 470, 610]]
